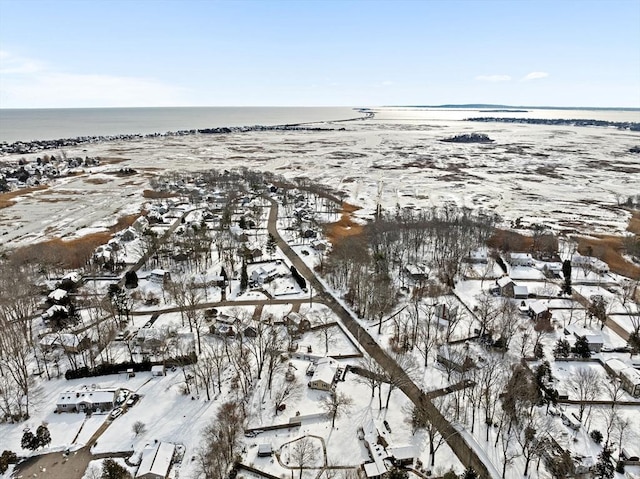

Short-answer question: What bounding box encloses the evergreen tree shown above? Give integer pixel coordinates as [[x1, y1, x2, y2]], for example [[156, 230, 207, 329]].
[[240, 261, 248, 291], [594, 445, 614, 479], [553, 338, 572, 358], [36, 424, 51, 448], [20, 430, 38, 451], [387, 467, 409, 479], [573, 335, 592, 358], [562, 260, 572, 294], [266, 233, 277, 257], [462, 466, 478, 479], [0, 450, 18, 474], [101, 458, 132, 479]]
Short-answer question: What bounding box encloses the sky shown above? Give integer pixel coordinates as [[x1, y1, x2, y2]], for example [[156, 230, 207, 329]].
[[0, 0, 639, 108]]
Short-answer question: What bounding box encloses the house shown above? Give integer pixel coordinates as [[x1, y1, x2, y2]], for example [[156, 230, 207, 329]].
[[210, 323, 236, 337], [257, 443, 273, 457], [496, 276, 515, 297], [136, 328, 166, 352], [56, 387, 116, 413], [508, 252, 534, 267], [604, 358, 640, 397], [132, 216, 150, 234], [149, 269, 171, 286], [436, 345, 476, 373], [151, 365, 165, 377], [529, 301, 552, 321], [47, 288, 69, 305], [39, 333, 89, 354], [619, 367, 640, 397], [513, 285, 529, 299], [387, 445, 417, 467], [308, 357, 338, 390], [404, 263, 428, 281], [120, 227, 137, 242], [564, 324, 603, 353], [59, 271, 83, 291], [250, 265, 278, 285], [243, 326, 258, 338], [571, 254, 610, 274], [464, 249, 488, 264], [361, 418, 392, 479], [136, 442, 175, 479]]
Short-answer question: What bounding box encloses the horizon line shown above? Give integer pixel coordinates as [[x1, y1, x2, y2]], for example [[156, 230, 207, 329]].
[[1, 104, 640, 111]]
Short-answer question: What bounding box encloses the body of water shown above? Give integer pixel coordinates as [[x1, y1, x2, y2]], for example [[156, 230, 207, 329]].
[[0, 106, 361, 143]]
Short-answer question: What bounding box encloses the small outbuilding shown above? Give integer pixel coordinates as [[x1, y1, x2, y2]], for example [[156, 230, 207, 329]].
[[257, 443, 273, 457]]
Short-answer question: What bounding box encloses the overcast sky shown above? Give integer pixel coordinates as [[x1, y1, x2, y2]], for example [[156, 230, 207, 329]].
[[1, 0, 639, 108]]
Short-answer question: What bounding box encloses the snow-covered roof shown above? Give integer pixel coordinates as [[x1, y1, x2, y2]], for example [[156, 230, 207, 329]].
[[311, 357, 337, 386], [496, 276, 514, 287], [62, 271, 82, 283], [510, 252, 532, 260], [529, 301, 548, 315], [48, 288, 68, 301], [387, 444, 416, 461], [620, 367, 640, 386], [564, 324, 603, 344], [513, 285, 528, 297], [58, 388, 115, 406], [605, 358, 628, 374], [137, 442, 175, 478]]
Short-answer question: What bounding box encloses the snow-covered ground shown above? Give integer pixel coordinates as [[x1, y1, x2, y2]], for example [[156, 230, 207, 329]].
[[2, 108, 639, 249]]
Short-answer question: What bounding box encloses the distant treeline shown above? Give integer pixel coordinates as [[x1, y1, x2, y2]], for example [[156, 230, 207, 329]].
[[466, 117, 640, 131], [0, 124, 345, 155]]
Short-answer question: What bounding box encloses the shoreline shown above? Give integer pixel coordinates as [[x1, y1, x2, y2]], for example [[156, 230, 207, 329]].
[[0, 109, 375, 156]]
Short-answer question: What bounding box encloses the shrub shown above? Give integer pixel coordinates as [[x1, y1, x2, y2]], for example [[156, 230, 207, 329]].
[[590, 429, 603, 444]]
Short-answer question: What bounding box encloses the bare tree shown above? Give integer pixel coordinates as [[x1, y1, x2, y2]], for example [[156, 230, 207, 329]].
[[291, 436, 318, 479], [321, 391, 353, 428], [132, 421, 146, 436], [568, 367, 601, 423]]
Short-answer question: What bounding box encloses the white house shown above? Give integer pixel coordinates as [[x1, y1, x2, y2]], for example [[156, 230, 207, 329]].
[[529, 301, 552, 321], [308, 357, 338, 390], [136, 442, 175, 479], [149, 269, 171, 285], [508, 252, 534, 267], [56, 387, 116, 413], [571, 254, 610, 274], [250, 265, 278, 285], [48, 288, 68, 304], [564, 324, 604, 353]]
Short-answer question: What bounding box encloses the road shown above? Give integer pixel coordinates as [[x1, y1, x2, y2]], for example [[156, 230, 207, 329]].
[[265, 198, 494, 478]]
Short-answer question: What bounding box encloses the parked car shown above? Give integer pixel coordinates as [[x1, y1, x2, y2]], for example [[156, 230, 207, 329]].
[[110, 407, 123, 419], [126, 394, 139, 407]]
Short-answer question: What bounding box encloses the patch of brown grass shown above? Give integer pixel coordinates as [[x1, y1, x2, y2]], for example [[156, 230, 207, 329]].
[[0, 185, 49, 209], [84, 177, 112, 185], [12, 232, 112, 269], [109, 213, 140, 233], [325, 202, 364, 245], [143, 189, 178, 199], [627, 210, 640, 235], [486, 228, 534, 252], [11, 211, 141, 269], [576, 235, 640, 279]]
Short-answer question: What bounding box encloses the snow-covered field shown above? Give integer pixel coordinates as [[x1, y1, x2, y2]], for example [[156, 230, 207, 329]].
[[2, 108, 639, 249]]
